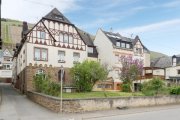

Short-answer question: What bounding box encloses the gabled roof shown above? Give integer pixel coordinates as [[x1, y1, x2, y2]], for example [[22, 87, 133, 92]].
[[77, 28, 95, 46], [102, 30, 150, 53], [151, 56, 171, 68], [43, 8, 72, 24], [103, 30, 133, 45], [3, 49, 13, 57]]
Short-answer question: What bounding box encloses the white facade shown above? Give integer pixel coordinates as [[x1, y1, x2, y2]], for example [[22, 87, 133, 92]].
[[94, 29, 150, 83], [166, 66, 180, 79], [0, 49, 13, 79]]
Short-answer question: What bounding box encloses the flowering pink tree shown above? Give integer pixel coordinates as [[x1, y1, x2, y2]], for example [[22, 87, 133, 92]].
[[120, 56, 143, 92]]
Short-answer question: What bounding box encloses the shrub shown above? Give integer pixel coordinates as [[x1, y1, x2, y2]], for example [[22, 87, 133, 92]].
[[169, 86, 180, 95], [71, 60, 108, 92], [122, 83, 131, 92], [33, 74, 60, 96], [142, 77, 166, 96]]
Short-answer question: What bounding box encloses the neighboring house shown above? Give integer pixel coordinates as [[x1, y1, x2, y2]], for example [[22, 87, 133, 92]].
[[166, 55, 180, 86], [93, 29, 150, 91], [12, 8, 98, 93], [143, 56, 171, 80], [0, 48, 13, 82]]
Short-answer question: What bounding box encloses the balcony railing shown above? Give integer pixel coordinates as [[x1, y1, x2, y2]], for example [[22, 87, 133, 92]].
[[138, 75, 165, 80]]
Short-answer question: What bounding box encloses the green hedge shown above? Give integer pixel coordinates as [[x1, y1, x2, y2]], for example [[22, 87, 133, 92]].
[[33, 74, 60, 96], [169, 86, 180, 95]]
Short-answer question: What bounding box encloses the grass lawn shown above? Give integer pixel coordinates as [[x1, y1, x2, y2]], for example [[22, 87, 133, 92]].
[[61, 91, 144, 99]]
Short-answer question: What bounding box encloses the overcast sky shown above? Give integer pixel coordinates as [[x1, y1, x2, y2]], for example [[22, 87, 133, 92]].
[[2, 0, 180, 56]]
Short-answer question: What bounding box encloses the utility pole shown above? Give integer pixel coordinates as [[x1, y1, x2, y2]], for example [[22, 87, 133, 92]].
[[0, 0, 2, 49]]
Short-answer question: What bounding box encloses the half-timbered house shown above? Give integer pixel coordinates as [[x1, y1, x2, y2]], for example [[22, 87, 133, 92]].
[[13, 8, 98, 93]]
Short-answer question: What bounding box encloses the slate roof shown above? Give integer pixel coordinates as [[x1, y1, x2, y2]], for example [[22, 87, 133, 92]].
[[103, 31, 133, 45], [102, 30, 150, 53], [151, 56, 172, 68], [43, 8, 72, 24], [77, 28, 95, 46]]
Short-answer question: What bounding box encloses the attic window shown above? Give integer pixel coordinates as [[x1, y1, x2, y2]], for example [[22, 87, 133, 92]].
[[126, 44, 130, 49], [121, 42, 125, 48], [88, 47, 93, 53], [54, 15, 63, 20], [116, 42, 120, 47]]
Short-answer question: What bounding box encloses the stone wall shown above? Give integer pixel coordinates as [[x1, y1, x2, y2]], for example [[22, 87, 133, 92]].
[[27, 91, 180, 113], [16, 63, 74, 93]]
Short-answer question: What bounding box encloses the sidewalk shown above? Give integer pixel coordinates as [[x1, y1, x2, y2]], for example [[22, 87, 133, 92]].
[[64, 104, 180, 120]]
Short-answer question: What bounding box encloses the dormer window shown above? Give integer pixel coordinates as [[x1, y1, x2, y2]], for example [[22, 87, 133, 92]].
[[126, 44, 130, 49], [116, 42, 120, 47], [121, 42, 125, 48], [88, 47, 93, 53], [54, 14, 63, 20]]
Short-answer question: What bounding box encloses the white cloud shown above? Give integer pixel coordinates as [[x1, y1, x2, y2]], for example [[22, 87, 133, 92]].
[[117, 19, 180, 35], [2, 0, 81, 23]]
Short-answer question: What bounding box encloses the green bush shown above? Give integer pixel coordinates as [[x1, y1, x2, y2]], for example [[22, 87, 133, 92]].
[[71, 60, 108, 92], [122, 83, 131, 92], [33, 74, 60, 96], [169, 86, 180, 95], [142, 77, 166, 96]]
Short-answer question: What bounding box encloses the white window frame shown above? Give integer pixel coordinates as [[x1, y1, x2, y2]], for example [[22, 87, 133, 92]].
[[40, 31, 46, 39], [73, 52, 80, 63], [58, 51, 65, 63], [34, 48, 48, 61], [121, 42, 125, 48], [64, 34, 68, 43], [126, 43, 130, 49], [69, 35, 73, 44], [88, 47, 93, 53], [116, 42, 120, 47]]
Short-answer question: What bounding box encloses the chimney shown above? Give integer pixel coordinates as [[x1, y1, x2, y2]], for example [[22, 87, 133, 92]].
[[172, 55, 177, 66], [21, 21, 28, 38]]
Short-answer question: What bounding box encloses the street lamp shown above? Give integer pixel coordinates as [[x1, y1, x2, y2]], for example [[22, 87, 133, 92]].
[[60, 65, 64, 113]]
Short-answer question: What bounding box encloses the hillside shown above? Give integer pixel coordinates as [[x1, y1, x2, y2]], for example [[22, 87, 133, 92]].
[[1, 18, 33, 48], [1, 18, 168, 61], [150, 51, 168, 60]]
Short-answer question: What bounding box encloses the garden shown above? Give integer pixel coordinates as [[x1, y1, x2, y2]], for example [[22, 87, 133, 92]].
[[33, 59, 180, 99]]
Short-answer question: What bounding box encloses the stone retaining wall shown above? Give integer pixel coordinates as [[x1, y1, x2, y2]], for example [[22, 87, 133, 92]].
[[27, 91, 180, 113]]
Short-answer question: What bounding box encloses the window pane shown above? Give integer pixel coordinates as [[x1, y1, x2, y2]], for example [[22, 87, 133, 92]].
[[59, 33, 63, 42], [121, 43, 125, 48], [116, 42, 120, 47], [88, 47, 93, 53], [40, 32, 46, 39], [41, 49, 48, 61], [126, 44, 130, 48], [35, 48, 40, 60], [69, 35, 73, 44], [58, 51, 65, 61], [64, 34, 68, 43], [73, 53, 80, 62]]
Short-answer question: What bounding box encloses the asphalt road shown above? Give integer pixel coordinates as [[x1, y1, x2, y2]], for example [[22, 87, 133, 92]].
[[83, 107, 180, 120], [1, 83, 180, 120]]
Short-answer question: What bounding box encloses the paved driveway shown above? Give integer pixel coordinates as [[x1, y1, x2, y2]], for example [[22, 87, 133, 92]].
[[0, 83, 73, 120]]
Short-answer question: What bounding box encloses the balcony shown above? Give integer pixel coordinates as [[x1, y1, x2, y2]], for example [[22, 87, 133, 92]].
[[0, 70, 12, 78], [138, 75, 165, 80]]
